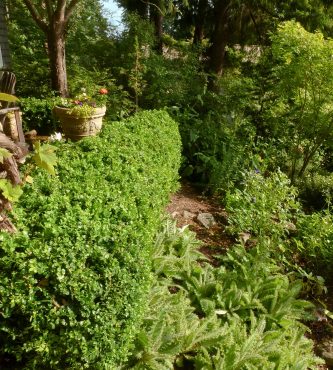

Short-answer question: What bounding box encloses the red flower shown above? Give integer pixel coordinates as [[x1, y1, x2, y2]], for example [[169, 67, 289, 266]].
[[99, 88, 108, 95]]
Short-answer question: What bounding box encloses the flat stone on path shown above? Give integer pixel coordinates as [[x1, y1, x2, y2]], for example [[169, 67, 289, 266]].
[[183, 210, 196, 219], [197, 213, 216, 229]]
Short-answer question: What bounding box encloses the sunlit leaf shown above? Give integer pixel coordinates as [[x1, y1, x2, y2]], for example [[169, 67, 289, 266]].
[[32, 141, 57, 175], [0, 148, 12, 164], [0, 179, 23, 202], [0, 93, 19, 103], [25, 175, 34, 184]]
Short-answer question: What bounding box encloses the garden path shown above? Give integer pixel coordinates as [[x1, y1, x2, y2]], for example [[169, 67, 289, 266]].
[[166, 182, 234, 262]]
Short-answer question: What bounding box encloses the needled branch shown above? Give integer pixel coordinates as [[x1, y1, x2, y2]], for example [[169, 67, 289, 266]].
[[22, 0, 48, 33], [256, 3, 281, 20]]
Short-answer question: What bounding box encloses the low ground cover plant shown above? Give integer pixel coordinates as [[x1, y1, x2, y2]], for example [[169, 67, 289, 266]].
[[0, 110, 181, 369], [125, 219, 322, 369]]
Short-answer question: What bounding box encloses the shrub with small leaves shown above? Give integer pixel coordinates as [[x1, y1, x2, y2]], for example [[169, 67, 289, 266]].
[[0, 110, 181, 369], [19, 96, 61, 135]]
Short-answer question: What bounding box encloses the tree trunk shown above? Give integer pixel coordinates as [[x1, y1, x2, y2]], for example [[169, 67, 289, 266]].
[[193, 0, 208, 45], [47, 30, 68, 97], [151, 8, 163, 54], [206, 0, 230, 79]]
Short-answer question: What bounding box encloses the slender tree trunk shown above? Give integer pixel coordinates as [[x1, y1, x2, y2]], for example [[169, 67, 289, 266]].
[[193, 0, 208, 45], [206, 0, 230, 80], [151, 7, 163, 54], [47, 30, 68, 97]]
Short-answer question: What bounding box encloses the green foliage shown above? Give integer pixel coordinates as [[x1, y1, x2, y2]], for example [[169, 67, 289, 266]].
[[32, 141, 57, 176], [0, 110, 181, 369], [268, 21, 333, 182], [142, 46, 206, 109], [171, 71, 258, 191], [299, 171, 333, 209], [67, 65, 134, 120], [126, 218, 321, 369], [8, 0, 50, 97], [0, 142, 57, 208], [127, 36, 146, 109], [66, 0, 112, 70], [19, 97, 61, 135], [0, 179, 23, 202], [226, 170, 300, 238], [293, 210, 333, 273]]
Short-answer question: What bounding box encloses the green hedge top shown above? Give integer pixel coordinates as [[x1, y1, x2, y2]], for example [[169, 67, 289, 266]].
[[0, 110, 181, 369]]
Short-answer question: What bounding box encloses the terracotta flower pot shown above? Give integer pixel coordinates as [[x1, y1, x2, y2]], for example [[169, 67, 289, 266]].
[[53, 106, 106, 141]]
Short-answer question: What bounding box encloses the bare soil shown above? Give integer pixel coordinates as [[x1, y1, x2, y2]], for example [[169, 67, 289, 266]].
[[166, 182, 234, 261]]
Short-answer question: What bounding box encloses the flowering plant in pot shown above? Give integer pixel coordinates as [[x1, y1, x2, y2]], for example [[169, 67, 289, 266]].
[[53, 87, 108, 141]]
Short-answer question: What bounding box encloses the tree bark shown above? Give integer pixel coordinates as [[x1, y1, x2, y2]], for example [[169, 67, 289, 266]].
[[206, 0, 230, 79], [151, 7, 163, 54], [21, 0, 81, 97], [193, 0, 208, 45], [47, 31, 68, 96]]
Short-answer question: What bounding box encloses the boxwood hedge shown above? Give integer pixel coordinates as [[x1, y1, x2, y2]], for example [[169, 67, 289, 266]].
[[0, 110, 181, 369]]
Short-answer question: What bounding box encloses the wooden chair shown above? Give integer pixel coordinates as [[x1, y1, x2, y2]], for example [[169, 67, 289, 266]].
[[0, 71, 25, 143]]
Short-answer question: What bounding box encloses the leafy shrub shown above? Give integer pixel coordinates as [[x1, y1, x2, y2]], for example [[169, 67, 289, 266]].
[[299, 171, 333, 209], [0, 110, 181, 368], [226, 170, 300, 238], [142, 48, 206, 110], [125, 219, 322, 369], [170, 72, 258, 190], [266, 21, 333, 183], [294, 210, 333, 274], [19, 97, 61, 135]]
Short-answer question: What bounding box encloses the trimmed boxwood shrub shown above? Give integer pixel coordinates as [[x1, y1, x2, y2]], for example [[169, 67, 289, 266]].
[[0, 110, 181, 369]]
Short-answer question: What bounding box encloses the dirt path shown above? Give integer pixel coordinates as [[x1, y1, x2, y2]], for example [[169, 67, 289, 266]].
[[166, 182, 234, 257]]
